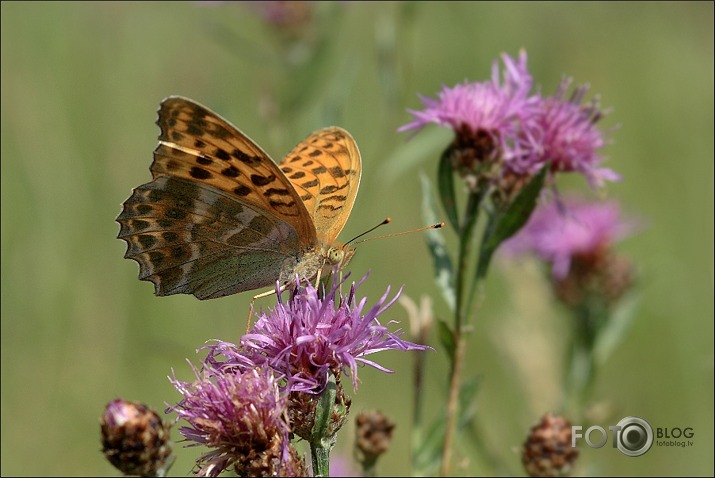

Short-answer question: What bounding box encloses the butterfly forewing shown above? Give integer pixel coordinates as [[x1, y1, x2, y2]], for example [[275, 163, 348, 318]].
[[279, 127, 361, 243], [152, 96, 316, 245]]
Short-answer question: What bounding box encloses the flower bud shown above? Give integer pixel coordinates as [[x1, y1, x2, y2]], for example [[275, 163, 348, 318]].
[[101, 399, 172, 477], [355, 410, 396, 470], [522, 413, 579, 477]]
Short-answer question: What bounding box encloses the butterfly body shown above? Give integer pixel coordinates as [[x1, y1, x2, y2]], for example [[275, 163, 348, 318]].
[[117, 97, 361, 300]]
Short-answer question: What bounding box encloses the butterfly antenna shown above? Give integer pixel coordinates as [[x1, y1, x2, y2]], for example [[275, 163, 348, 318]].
[[346, 218, 392, 245], [352, 221, 444, 245]]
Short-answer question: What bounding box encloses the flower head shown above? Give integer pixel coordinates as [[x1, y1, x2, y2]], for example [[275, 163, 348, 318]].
[[401, 50, 619, 195], [241, 274, 430, 394], [399, 50, 535, 137], [168, 362, 305, 477], [400, 51, 538, 178], [509, 77, 620, 187], [503, 197, 635, 280]]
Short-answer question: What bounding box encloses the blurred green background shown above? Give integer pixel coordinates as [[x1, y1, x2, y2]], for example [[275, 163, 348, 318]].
[[1, 2, 712, 476]]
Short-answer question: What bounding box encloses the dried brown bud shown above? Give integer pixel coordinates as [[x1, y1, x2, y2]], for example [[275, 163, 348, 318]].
[[355, 410, 396, 468], [522, 413, 579, 477], [553, 248, 633, 308], [101, 399, 172, 477]]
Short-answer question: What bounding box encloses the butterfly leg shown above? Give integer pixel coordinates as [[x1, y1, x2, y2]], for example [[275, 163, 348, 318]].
[[314, 268, 323, 288], [245, 285, 291, 334]]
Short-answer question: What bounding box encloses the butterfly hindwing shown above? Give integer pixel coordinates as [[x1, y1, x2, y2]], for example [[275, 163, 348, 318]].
[[279, 127, 361, 243]]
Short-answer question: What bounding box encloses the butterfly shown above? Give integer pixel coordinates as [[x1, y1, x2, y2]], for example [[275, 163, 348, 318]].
[[117, 96, 361, 300]]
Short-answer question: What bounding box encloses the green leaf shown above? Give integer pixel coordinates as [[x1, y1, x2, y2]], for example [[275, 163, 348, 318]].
[[458, 375, 481, 429], [475, 165, 548, 281], [437, 146, 460, 231], [420, 172, 456, 312], [436, 318, 456, 362], [593, 292, 641, 367], [412, 413, 446, 475]]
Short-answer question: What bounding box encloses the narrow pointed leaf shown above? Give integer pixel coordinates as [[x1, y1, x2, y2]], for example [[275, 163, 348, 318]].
[[437, 147, 460, 230], [476, 165, 548, 281], [458, 375, 481, 429], [412, 414, 446, 475], [436, 318, 456, 362], [420, 172, 456, 312]]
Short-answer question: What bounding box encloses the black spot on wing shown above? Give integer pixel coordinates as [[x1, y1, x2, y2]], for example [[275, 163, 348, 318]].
[[234, 185, 251, 196], [264, 188, 291, 196], [190, 167, 212, 180], [149, 251, 165, 268], [186, 124, 204, 137], [137, 234, 157, 249], [221, 166, 240, 178], [132, 220, 150, 231], [251, 174, 275, 186], [215, 148, 231, 161], [301, 179, 319, 188], [136, 204, 153, 215], [232, 149, 262, 165]]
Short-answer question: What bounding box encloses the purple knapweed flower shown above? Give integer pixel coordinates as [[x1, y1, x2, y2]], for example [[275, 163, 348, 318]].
[[503, 197, 635, 280], [400, 50, 619, 192], [399, 50, 538, 164], [168, 362, 305, 477], [240, 274, 430, 394], [510, 77, 620, 187]]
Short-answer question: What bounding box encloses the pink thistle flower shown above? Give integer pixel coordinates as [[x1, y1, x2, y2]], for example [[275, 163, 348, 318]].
[[167, 362, 304, 477], [240, 274, 430, 394], [510, 77, 620, 187], [401, 50, 619, 192], [503, 197, 635, 279], [399, 50, 538, 165]]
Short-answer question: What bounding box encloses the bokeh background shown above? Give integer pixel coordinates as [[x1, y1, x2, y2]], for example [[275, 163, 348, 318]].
[[1, 2, 712, 476]]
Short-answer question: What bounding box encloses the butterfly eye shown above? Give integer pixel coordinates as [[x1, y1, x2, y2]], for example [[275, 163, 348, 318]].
[[327, 248, 344, 265]]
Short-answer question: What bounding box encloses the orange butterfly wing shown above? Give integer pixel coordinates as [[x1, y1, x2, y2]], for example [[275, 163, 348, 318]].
[[151, 96, 317, 245], [279, 127, 362, 244]]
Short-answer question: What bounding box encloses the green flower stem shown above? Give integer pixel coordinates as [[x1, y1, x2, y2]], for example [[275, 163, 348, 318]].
[[310, 377, 337, 477], [410, 343, 427, 474], [563, 299, 608, 419], [441, 190, 482, 476], [310, 442, 331, 478], [360, 457, 378, 477]]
